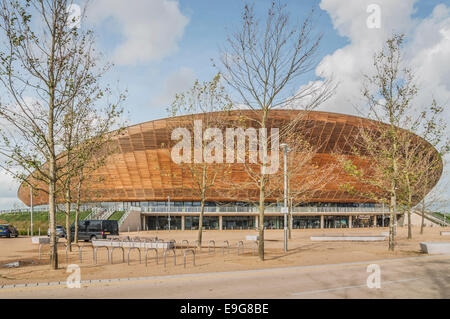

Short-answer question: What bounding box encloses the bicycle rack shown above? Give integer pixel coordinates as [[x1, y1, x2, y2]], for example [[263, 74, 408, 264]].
[[145, 248, 158, 267], [163, 248, 176, 268], [208, 240, 215, 254], [236, 241, 244, 255], [252, 241, 258, 256], [222, 240, 230, 255], [127, 247, 141, 265], [78, 245, 94, 263], [181, 239, 189, 247], [94, 246, 110, 264], [184, 249, 196, 268], [111, 246, 125, 264], [193, 240, 201, 251], [64, 243, 81, 264], [38, 242, 65, 260]]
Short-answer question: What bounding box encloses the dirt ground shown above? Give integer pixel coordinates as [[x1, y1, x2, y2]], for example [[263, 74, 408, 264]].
[[0, 226, 449, 286]]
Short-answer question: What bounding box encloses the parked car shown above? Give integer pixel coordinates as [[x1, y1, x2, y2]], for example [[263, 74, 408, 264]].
[[0, 224, 18, 238], [47, 225, 66, 238], [70, 220, 119, 242]]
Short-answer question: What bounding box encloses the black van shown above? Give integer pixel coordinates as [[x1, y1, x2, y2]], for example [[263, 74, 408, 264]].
[[70, 220, 119, 242]]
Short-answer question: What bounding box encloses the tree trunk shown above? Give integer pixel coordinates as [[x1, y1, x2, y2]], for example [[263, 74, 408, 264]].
[[197, 195, 205, 248], [74, 176, 83, 243], [48, 161, 58, 269], [258, 184, 265, 261], [389, 194, 396, 251], [420, 198, 425, 235], [65, 199, 72, 252], [406, 177, 412, 239], [257, 108, 268, 261], [74, 206, 79, 243], [407, 209, 412, 239]]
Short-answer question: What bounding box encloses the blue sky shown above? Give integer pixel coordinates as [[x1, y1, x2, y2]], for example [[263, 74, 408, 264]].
[[0, 0, 449, 210], [90, 0, 350, 122]]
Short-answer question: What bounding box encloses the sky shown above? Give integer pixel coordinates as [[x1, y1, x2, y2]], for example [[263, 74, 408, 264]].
[[0, 0, 449, 210]]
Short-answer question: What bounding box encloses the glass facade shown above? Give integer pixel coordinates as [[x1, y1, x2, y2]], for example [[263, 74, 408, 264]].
[[264, 216, 285, 229], [145, 216, 182, 230], [351, 215, 374, 228], [324, 216, 349, 228], [222, 216, 255, 230], [184, 216, 219, 230], [292, 216, 321, 229]]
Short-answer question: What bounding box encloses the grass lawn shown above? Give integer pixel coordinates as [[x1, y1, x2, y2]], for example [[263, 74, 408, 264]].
[[108, 211, 125, 221]]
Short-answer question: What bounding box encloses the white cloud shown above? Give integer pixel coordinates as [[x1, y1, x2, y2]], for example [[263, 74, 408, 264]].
[[0, 171, 24, 210], [87, 0, 189, 65], [151, 67, 196, 109], [312, 0, 450, 117]]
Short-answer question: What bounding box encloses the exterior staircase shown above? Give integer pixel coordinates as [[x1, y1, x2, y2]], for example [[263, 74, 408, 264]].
[[83, 207, 115, 220]]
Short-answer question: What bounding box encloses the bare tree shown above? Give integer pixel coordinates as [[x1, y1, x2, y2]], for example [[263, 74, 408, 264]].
[[168, 73, 232, 248], [395, 101, 447, 239], [218, 1, 334, 260], [282, 129, 338, 238], [0, 0, 117, 268], [341, 34, 446, 250], [57, 89, 124, 249]]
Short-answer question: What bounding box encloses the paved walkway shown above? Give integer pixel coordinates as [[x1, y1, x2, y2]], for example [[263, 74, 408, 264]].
[[1, 254, 449, 298]]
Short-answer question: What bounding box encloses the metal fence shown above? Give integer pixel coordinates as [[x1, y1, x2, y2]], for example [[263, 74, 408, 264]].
[[140, 205, 391, 214]]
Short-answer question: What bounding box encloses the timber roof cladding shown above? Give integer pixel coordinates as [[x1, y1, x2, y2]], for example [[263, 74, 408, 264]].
[[17, 110, 442, 206]]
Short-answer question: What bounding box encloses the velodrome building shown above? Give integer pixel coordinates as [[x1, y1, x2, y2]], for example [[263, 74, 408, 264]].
[[17, 110, 442, 231]]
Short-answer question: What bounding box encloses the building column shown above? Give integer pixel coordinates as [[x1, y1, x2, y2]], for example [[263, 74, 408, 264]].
[[349, 215, 352, 228], [254, 216, 258, 229], [373, 215, 377, 227], [219, 216, 223, 230], [320, 215, 324, 229], [181, 215, 185, 231]]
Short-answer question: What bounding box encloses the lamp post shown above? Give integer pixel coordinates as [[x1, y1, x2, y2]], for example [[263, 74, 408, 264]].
[[280, 143, 290, 253], [168, 196, 171, 231]]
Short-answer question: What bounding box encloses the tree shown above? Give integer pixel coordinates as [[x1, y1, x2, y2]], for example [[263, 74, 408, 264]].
[[0, 0, 119, 268], [341, 34, 446, 250], [280, 124, 339, 238], [218, 1, 334, 260], [395, 101, 447, 239], [168, 73, 232, 248], [57, 89, 124, 249]]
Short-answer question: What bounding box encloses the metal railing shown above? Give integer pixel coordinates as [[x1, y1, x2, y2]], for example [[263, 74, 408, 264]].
[[140, 205, 390, 214], [118, 209, 131, 227]]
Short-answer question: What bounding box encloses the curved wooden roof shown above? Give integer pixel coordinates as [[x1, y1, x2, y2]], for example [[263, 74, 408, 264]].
[[17, 110, 442, 206]]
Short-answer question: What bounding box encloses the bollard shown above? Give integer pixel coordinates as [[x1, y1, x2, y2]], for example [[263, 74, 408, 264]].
[[128, 226, 130, 233], [39, 227, 40, 236]]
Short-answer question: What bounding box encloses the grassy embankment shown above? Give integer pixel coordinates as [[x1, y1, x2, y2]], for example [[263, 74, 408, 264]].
[[0, 210, 126, 235], [0, 211, 91, 235]]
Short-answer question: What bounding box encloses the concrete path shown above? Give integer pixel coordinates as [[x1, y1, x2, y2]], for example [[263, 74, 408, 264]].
[[1, 255, 449, 298]]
